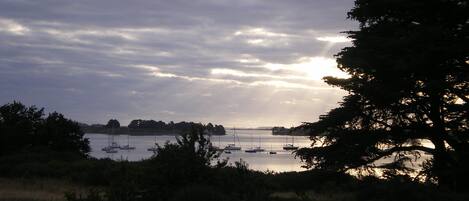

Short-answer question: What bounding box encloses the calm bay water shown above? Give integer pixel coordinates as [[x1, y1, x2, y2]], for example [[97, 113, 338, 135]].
[[85, 129, 311, 172]]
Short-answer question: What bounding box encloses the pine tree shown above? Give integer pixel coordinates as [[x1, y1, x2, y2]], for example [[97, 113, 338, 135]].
[[297, 0, 468, 188]]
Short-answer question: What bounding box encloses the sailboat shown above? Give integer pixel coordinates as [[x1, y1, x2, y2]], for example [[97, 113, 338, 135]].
[[283, 135, 299, 150], [103, 147, 118, 153], [120, 135, 135, 150], [102, 135, 118, 153], [224, 127, 241, 151], [245, 132, 256, 153], [109, 135, 120, 149], [253, 136, 265, 152], [245, 133, 264, 153], [269, 145, 277, 154], [147, 136, 158, 152]]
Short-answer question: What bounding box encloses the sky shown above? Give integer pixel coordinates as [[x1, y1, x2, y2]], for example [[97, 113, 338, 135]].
[[0, 0, 357, 128]]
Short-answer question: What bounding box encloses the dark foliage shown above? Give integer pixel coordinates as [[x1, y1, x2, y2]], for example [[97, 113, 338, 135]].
[[128, 119, 226, 135], [105, 119, 120, 129], [297, 0, 469, 189], [83, 119, 226, 135], [0, 101, 90, 156]]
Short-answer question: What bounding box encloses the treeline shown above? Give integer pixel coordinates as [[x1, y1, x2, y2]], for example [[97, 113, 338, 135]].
[[271, 126, 308, 136], [81, 119, 226, 135]]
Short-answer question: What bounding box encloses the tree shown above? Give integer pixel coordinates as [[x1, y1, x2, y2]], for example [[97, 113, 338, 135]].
[[0, 101, 90, 156], [296, 0, 468, 188], [105, 119, 120, 129], [0, 101, 44, 155], [38, 112, 90, 155], [152, 124, 222, 169], [143, 124, 225, 200]]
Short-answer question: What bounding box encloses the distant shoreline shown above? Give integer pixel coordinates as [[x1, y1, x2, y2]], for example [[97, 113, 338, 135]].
[[83, 130, 226, 136], [85, 131, 183, 136], [226, 128, 272, 131]]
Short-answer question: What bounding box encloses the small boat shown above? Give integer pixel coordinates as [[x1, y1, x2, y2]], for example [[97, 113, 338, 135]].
[[245, 131, 265, 153], [224, 143, 242, 150], [283, 135, 299, 150], [245, 148, 257, 153], [102, 146, 118, 153], [110, 142, 120, 149], [102, 135, 119, 153], [224, 127, 242, 151], [245, 146, 265, 153], [120, 144, 136, 150], [282, 144, 299, 150], [106, 149, 118, 153], [224, 150, 232, 154], [120, 135, 135, 150], [147, 136, 158, 152], [269, 145, 276, 154], [252, 146, 265, 152]]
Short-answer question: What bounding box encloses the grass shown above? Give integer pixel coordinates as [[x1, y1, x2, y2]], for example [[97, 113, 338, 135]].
[[0, 177, 92, 201]]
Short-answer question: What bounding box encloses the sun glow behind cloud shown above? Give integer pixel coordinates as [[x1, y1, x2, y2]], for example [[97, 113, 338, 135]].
[[316, 36, 351, 43], [292, 57, 349, 80], [262, 57, 350, 80]]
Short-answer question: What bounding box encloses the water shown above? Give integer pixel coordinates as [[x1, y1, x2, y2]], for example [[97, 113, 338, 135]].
[[85, 129, 311, 172]]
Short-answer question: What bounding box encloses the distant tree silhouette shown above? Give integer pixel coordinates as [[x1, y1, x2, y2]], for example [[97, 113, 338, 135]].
[[105, 119, 120, 128], [127, 119, 226, 135], [297, 0, 468, 188], [0, 101, 90, 156]]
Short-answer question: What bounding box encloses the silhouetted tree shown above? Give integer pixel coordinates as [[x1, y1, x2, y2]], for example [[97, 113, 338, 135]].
[[297, 0, 468, 188], [126, 119, 225, 135], [38, 112, 90, 155], [0, 101, 43, 155], [0, 101, 90, 156], [105, 119, 120, 129], [206, 123, 214, 131]]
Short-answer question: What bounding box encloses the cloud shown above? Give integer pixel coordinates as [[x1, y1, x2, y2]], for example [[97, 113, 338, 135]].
[[316, 36, 352, 43], [0, 18, 29, 35], [0, 0, 357, 127]]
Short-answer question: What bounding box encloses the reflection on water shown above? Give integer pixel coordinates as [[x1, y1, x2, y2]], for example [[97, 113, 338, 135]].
[[85, 129, 310, 172]]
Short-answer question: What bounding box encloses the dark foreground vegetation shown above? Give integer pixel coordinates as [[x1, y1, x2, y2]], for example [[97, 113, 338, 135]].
[[1, 102, 469, 201]]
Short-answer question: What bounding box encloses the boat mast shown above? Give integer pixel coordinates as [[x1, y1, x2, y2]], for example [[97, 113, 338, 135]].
[[233, 127, 236, 145]]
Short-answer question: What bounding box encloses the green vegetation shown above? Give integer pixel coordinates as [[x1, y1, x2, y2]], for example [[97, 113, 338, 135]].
[[297, 0, 468, 189]]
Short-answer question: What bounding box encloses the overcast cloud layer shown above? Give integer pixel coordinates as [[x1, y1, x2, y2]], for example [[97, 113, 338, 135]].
[[0, 0, 357, 127]]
